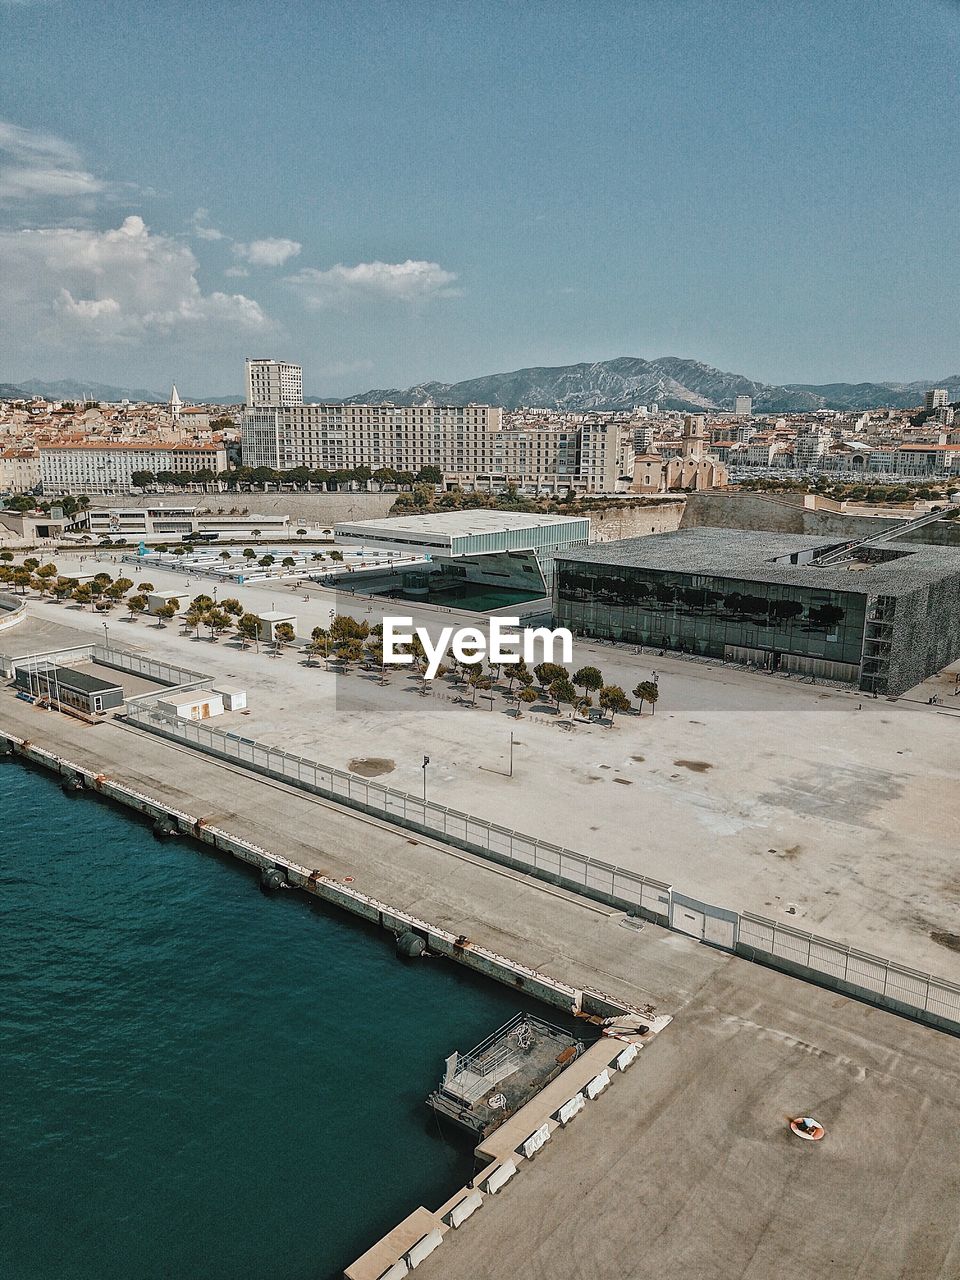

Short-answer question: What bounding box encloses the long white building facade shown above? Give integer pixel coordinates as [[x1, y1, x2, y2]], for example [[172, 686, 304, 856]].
[[240, 403, 632, 494], [40, 442, 228, 495]]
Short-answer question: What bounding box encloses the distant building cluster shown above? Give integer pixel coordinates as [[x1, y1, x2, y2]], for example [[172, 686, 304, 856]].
[[1, 358, 956, 500]]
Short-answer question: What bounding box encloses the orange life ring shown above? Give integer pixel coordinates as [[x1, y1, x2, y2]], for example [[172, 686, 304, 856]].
[[790, 1116, 825, 1141]]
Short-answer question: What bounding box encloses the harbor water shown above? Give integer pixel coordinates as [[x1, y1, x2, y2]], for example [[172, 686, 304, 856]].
[[0, 762, 528, 1280]]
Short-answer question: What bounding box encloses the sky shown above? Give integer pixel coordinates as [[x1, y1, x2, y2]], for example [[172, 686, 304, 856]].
[[0, 0, 958, 397]]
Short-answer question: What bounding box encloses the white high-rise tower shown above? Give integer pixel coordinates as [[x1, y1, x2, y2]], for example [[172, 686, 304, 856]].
[[245, 358, 303, 407]]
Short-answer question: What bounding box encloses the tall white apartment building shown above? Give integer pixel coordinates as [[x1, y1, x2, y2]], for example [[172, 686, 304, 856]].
[[793, 423, 832, 470], [0, 448, 41, 494], [925, 388, 948, 412], [734, 395, 753, 415], [40, 442, 228, 495], [240, 404, 632, 493], [244, 358, 303, 408]]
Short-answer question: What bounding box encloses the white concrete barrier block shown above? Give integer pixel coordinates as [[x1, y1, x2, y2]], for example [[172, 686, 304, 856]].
[[586, 1069, 611, 1100], [615, 1043, 639, 1072], [483, 1159, 517, 1194], [448, 1189, 483, 1228], [521, 1122, 552, 1159], [377, 1260, 409, 1280], [406, 1229, 443, 1269], [557, 1092, 585, 1126]]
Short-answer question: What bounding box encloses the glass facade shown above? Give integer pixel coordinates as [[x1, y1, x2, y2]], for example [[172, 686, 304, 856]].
[[556, 562, 868, 675]]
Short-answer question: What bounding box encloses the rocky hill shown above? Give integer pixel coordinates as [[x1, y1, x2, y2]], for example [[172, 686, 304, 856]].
[[337, 356, 960, 414]]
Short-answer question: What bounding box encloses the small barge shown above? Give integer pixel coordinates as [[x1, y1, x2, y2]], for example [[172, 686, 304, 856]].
[[427, 1012, 585, 1138]]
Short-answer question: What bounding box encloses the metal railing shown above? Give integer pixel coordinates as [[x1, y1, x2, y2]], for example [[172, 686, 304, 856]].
[[123, 701, 960, 1037]]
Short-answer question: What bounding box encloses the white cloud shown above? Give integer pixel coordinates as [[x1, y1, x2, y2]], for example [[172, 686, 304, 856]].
[[287, 259, 460, 309], [234, 237, 302, 267], [189, 207, 226, 241], [0, 119, 104, 202], [0, 215, 271, 346]]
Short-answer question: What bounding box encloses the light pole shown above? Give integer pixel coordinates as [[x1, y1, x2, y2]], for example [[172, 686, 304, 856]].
[[422, 755, 430, 803], [102, 620, 109, 650], [509, 731, 514, 778]]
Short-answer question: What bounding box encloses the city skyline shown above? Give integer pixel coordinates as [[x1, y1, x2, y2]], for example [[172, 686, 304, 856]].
[[1, 0, 959, 394]]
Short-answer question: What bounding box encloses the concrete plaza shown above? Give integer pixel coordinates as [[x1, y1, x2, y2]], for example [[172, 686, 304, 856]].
[[6, 547, 960, 979]]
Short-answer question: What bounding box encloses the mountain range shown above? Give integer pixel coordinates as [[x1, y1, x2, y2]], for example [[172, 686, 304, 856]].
[[3, 358, 958, 413], [335, 357, 960, 414]]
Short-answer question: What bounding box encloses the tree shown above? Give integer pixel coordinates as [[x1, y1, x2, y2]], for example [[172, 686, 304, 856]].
[[219, 550, 231, 561], [416, 465, 443, 484], [11, 568, 32, 594], [220, 597, 244, 619], [137, 581, 154, 593], [190, 593, 214, 612], [573, 665, 603, 696], [468, 668, 492, 704], [515, 685, 539, 717], [238, 613, 261, 650], [633, 681, 659, 715], [52, 577, 76, 602], [243, 547, 256, 560], [127, 593, 147, 619], [281, 556, 296, 568], [599, 685, 631, 724], [335, 638, 364, 670], [259, 555, 275, 568], [296, 528, 307, 539], [274, 621, 295, 653], [132, 470, 155, 490], [548, 675, 577, 715], [22, 557, 40, 572], [73, 583, 94, 608], [534, 661, 568, 689], [183, 607, 205, 637], [329, 549, 344, 562], [574, 694, 593, 721], [330, 613, 369, 642], [205, 608, 231, 640], [156, 602, 177, 627]]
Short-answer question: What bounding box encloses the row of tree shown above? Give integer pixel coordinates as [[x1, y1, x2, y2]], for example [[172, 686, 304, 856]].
[[128, 465, 445, 492], [300, 614, 660, 722], [1, 562, 661, 719]]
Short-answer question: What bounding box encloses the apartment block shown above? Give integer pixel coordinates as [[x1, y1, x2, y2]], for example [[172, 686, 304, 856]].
[[40, 442, 228, 495], [244, 358, 303, 408], [240, 403, 633, 494], [0, 448, 41, 494]]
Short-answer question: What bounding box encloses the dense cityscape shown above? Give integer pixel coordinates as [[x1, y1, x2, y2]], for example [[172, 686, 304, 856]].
[[3, 3, 960, 1280]]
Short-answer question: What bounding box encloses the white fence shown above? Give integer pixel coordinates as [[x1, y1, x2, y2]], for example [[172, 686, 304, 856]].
[[124, 702, 960, 1037]]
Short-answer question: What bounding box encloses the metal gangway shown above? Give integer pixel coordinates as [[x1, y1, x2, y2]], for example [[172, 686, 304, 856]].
[[809, 506, 949, 567]]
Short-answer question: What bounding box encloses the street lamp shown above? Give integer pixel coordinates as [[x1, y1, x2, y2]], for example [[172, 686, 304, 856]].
[[102, 620, 109, 650], [422, 755, 430, 803]]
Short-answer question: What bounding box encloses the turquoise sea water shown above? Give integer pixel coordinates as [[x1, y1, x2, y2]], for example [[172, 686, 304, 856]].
[[0, 762, 529, 1280]]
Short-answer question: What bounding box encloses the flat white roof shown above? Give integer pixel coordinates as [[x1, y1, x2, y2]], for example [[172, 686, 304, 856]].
[[335, 511, 587, 537]]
